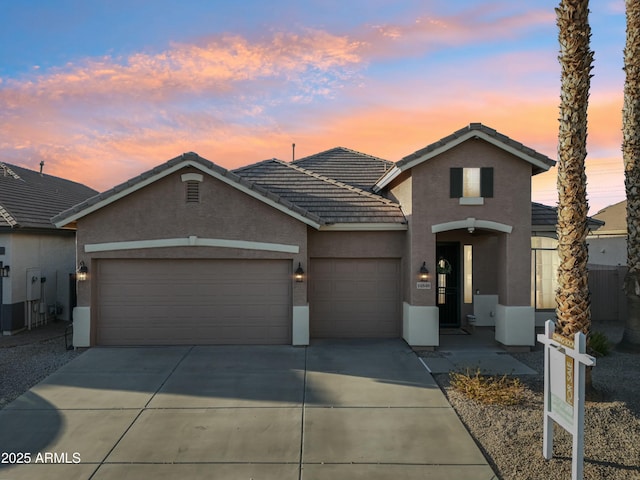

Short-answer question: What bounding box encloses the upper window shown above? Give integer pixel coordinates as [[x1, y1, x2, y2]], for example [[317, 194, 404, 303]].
[[463, 168, 481, 197], [450, 167, 493, 201]]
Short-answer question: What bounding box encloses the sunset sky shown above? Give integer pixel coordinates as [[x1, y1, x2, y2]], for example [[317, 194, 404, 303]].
[[0, 1, 628, 214]]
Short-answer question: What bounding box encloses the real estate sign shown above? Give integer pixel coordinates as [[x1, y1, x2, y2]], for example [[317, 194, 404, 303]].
[[538, 320, 596, 480]]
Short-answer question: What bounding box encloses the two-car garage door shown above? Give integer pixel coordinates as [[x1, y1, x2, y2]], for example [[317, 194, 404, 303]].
[[94, 257, 401, 345], [95, 259, 291, 345]]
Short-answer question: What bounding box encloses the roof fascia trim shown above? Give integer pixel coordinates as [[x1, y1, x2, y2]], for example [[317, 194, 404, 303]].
[[373, 166, 401, 192], [377, 130, 553, 191], [85, 236, 300, 254], [55, 159, 322, 229], [0, 204, 18, 227], [319, 223, 408, 231]]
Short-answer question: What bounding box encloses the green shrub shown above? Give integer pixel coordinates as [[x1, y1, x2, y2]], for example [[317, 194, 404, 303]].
[[588, 331, 610, 357], [449, 369, 525, 406]]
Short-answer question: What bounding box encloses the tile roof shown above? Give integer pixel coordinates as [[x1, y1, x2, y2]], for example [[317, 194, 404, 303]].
[[53, 153, 324, 228], [0, 162, 98, 230], [532, 202, 604, 231], [591, 200, 626, 233], [234, 158, 406, 225], [293, 147, 395, 191], [397, 123, 556, 175]]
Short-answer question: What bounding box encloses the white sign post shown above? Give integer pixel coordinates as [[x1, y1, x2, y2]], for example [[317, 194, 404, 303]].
[[538, 320, 596, 480]]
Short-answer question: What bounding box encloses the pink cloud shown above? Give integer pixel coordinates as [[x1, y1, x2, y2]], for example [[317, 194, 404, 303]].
[[361, 6, 555, 58], [0, 5, 625, 214], [0, 30, 363, 110]]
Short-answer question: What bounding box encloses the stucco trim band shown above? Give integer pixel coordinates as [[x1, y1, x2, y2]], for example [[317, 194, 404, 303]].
[[431, 218, 513, 234], [85, 236, 300, 254]]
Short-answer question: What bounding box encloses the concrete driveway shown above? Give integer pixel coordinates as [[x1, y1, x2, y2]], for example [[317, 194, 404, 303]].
[[0, 339, 496, 479]]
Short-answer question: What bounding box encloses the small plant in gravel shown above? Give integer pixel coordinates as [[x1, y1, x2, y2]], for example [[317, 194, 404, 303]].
[[587, 331, 611, 357], [449, 369, 525, 406]]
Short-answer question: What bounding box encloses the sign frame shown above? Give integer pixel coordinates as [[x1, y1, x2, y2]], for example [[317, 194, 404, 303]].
[[537, 320, 596, 480]]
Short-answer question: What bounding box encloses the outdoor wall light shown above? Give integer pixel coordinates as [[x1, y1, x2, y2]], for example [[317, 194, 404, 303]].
[[419, 262, 429, 281], [77, 261, 88, 281], [294, 262, 305, 282], [0, 265, 9, 278]]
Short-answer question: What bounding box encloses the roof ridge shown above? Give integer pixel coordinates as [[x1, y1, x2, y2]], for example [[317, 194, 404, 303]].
[[232, 157, 281, 173], [0, 162, 23, 180], [273, 159, 401, 206], [294, 146, 395, 166], [0, 203, 18, 227]]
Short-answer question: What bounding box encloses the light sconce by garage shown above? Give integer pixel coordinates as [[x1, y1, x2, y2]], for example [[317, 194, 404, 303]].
[[419, 262, 429, 281], [294, 262, 305, 283], [77, 261, 88, 281], [0, 265, 9, 278]]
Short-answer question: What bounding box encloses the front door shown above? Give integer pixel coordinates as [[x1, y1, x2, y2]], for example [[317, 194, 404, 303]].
[[436, 242, 460, 327]]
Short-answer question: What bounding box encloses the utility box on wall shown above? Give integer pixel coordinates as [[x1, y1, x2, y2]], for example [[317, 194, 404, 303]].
[[26, 268, 41, 301]]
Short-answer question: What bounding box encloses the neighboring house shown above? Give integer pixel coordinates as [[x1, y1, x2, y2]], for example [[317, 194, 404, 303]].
[[54, 123, 559, 348], [530, 202, 604, 326], [588, 200, 627, 267], [587, 200, 628, 322], [0, 162, 98, 334]]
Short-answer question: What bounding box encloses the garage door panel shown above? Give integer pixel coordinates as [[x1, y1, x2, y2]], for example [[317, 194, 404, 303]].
[[310, 258, 401, 338], [96, 259, 291, 345]]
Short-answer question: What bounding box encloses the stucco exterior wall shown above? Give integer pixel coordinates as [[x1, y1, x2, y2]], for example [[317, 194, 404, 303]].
[[0, 231, 76, 330], [75, 167, 308, 307], [587, 236, 627, 267], [308, 230, 405, 258], [389, 173, 413, 303], [396, 138, 533, 308]]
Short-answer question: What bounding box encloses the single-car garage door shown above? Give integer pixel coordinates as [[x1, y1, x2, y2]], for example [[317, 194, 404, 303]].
[[309, 258, 401, 338], [95, 259, 291, 345]]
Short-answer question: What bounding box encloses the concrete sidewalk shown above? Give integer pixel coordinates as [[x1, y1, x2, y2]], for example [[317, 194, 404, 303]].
[[419, 327, 538, 375], [0, 340, 497, 480]]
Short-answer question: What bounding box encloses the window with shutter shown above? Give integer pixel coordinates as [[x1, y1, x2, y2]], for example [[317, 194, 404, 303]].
[[450, 168, 463, 198], [480, 167, 494, 198], [450, 167, 493, 204]]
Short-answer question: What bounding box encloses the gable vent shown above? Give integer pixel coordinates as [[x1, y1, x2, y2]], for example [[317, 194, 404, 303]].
[[185, 181, 200, 203], [181, 172, 203, 204]]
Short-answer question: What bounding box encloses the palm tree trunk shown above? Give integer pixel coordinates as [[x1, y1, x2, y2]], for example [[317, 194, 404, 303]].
[[555, 0, 593, 340], [620, 0, 640, 352]]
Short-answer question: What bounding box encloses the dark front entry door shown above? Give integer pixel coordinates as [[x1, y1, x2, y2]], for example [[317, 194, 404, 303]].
[[436, 242, 460, 327]]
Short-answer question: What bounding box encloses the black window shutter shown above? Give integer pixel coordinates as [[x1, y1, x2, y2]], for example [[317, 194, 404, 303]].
[[450, 168, 463, 198], [480, 167, 493, 198]]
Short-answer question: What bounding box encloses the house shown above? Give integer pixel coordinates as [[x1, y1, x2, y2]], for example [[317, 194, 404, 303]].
[[0, 162, 98, 334], [588, 200, 627, 267], [586, 200, 628, 322], [53, 123, 558, 348]]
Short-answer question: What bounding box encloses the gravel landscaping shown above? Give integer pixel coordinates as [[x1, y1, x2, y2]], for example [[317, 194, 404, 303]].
[[1, 320, 638, 480], [0, 322, 84, 409], [434, 321, 640, 480]]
